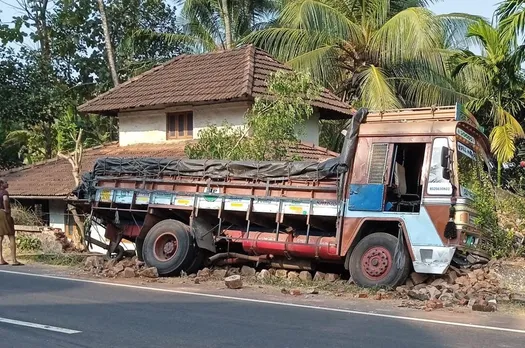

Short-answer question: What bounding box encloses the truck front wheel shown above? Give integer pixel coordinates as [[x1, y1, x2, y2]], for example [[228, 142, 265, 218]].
[[349, 233, 410, 288], [142, 219, 196, 276]]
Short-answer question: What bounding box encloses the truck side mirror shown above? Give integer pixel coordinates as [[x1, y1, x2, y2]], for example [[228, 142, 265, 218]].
[[441, 146, 451, 180], [440, 146, 449, 168]]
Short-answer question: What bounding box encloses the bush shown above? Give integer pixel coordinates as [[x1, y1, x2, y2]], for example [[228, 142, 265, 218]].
[[185, 70, 321, 161], [470, 166, 525, 258], [16, 234, 42, 252]]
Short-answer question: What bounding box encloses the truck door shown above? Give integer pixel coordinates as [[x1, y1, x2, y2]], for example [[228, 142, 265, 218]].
[[348, 142, 389, 212]]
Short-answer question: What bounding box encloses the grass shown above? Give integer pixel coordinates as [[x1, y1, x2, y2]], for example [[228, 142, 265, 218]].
[[251, 275, 378, 295], [20, 253, 86, 267], [498, 302, 525, 315]]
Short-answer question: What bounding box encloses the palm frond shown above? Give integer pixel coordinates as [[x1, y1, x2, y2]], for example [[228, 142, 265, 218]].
[[370, 7, 441, 66], [3, 130, 30, 147], [490, 124, 519, 163], [286, 45, 343, 86], [436, 13, 486, 49], [497, 0, 525, 39], [244, 27, 343, 84], [495, 107, 525, 136], [278, 0, 363, 43], [390, 61, 473, 107], [356, 65, 401, 110]]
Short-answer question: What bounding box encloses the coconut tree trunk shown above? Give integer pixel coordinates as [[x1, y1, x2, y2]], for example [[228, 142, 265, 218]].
[[220, 0, 233, 49], [97, 0, 119, 86], [58, 130, 86, 251]]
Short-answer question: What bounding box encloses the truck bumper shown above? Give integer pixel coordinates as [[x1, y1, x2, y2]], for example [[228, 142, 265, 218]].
[[411, 246, 456, 274]]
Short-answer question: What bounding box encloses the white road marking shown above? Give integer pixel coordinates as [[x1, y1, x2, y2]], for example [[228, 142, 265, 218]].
[[1, 269, 525, 335], [0, 317, 81, 334]]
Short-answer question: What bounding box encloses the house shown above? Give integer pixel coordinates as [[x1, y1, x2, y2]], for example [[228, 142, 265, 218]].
[[0, 45, 351, 252]]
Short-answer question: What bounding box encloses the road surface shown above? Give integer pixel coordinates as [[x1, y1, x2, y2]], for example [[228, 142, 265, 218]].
[[0, 268, 524, 348]]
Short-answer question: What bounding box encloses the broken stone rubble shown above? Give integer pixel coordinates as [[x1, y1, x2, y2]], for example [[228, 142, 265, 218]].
[[395, 260, 525, 311], [82, 255, 525, 311]]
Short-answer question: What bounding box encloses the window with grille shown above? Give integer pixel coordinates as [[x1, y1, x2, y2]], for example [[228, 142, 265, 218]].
[[167, 112, 193, 139], [367, 143, 389, 184]]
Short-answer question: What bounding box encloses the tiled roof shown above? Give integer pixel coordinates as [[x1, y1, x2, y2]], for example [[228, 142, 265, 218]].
[[0, 141, 338, 198], [78, 45, 353, 118]]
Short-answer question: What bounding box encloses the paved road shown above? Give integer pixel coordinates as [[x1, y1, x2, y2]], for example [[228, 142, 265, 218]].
[[0, 269, 524, 348]]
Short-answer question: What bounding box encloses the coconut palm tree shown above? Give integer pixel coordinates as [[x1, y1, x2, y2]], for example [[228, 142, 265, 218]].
[[244, 0, 478, 110], [451, 19, 525, 185], [164, 0, 278, 52], [130, 0, 278, 53]]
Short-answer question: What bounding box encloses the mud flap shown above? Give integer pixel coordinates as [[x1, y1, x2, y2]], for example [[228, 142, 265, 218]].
[[394, 223, 406, 270], [190, 216, 217, 253]]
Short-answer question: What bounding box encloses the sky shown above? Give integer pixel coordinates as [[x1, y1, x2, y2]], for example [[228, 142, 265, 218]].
[[0, 0, 501, 23], [428, 0, 499, 20], [0, 0, 502, 50]]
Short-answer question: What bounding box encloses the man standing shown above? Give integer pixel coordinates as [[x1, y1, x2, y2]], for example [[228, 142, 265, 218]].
[[0, 179, 22, 265]]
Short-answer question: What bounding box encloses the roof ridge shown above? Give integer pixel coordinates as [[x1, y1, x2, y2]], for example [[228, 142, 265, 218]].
[[242, 44, 255, 97]]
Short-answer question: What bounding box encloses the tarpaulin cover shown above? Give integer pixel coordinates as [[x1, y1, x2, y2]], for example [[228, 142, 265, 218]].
[[91, 156, 345, 180]]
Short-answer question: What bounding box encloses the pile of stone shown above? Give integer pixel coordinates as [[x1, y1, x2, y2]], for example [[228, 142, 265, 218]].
[[84, 255, 159, 279], [212, 266, 341, 283], [395, 260, 524, 311]]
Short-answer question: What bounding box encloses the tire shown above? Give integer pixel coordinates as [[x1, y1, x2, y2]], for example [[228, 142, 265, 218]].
[[104, 245, 125, 262], [185, 249, 205, 274], [349, 232, 410, 288], [142, 219, 196, 276]]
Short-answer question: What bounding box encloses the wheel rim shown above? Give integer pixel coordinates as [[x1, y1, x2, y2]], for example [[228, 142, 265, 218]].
[[153, 232, 179, 262], [361, 246, 392, 281]]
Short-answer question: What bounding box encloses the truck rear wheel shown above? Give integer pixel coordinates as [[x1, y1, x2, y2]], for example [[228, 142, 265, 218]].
[[142, 219, 196, 276], [349, 233, 410, 288]]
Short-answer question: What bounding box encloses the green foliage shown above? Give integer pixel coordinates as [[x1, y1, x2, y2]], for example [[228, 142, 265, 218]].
[[464, 158, 525, 258], [186, 70, 321, 160], [24, 253, 86, 266], [16, 235, 43, 252], [0, 0, 187, 165], [451, 19, 525, 185], [185, 123, 248, 160]]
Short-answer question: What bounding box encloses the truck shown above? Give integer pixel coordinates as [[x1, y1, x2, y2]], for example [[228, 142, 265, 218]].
[[73, 104, 493, 288]]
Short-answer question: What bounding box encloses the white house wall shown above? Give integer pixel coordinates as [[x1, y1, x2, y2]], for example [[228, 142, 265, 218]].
[[301, 110, 320, 145], [88, 220, 136, 255], [118, 102, 320, 146], [118, 109, 167, 146], [192, 102, 250, 137], [48, 199, 66, 232]]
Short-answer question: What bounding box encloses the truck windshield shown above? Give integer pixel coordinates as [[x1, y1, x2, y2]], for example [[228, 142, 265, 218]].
[[457, 141, 492, 198], [457, 142, 477, 198]]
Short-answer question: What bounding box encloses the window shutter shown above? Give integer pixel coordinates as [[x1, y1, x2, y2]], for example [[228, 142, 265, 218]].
[[367, 143, 388, 184]]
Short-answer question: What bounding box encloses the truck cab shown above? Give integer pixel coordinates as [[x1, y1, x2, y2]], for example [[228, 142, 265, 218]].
[[341, 105, 491, 285]]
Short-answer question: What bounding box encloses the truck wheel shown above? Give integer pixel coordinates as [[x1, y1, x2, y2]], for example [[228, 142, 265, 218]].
[[349, 233, 410, 288], [142, 219, 196, 276], [104, 245, 125, 262], [185, 249, 205, 274]]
